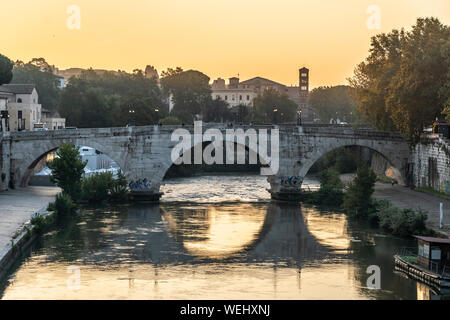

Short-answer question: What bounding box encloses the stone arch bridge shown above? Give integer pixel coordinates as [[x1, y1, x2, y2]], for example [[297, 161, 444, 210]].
[[0, 124, 411, 200]]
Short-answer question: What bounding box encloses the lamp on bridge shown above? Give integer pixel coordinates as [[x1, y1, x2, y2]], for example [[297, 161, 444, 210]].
[[273, 107, 278, 124], [129, 108, 136, 126], [154, 108, 159, 125]]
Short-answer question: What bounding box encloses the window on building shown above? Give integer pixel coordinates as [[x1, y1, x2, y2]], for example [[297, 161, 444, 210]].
[[225, 95, 228, 100], [239, 95, 242, 101], [216, 95, 220, 99], [301, 86, 307, 90], [247, 95, 250, 101], [17, 98, 22, 103], [232, 95, 235, 101], [18, 110, 22, 119], [301, 73, 307, 77]]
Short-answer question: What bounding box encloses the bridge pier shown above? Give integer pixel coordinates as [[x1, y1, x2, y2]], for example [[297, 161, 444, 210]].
[[268, 175, 304, 202]]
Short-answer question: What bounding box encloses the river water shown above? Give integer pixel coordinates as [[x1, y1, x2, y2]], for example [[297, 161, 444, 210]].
[[0, 174, 443, 299]]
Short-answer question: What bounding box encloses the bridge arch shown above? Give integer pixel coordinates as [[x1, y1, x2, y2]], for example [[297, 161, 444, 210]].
[[157, 133, 275, 183], [299, 141, 409, 185], [12, 138, 128, 187]]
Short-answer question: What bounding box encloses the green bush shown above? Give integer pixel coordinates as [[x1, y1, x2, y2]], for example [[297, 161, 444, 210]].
[[319, 168, 343, 190], [109, 170, 129, 202], [303, 186, 344, 207], [343, 165, 377, 218], [376, 200, 428, 237], [301, 169, 344, 207], [47, 193, 77, 216], [81, 172, 115, 203], [31, 214, 55, 234], [80, 171, 130, 203]]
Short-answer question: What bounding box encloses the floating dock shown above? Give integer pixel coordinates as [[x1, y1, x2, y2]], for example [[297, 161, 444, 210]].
[[394, 255, 450, 290]]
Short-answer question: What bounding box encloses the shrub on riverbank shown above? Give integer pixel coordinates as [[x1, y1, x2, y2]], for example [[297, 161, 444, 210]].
[[303, 186, 344, 206], [80, 171, 129, 203], [81, 172, 115, 203], [303, 168, 344, 206], [30, 213, 55, 234], [109, 170, 129, 202], [47, 193, 77, 216], [343, 165, 377, 218], [369, 199, 431, 237]]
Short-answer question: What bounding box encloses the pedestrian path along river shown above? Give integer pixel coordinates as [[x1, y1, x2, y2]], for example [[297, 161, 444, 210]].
[[0, 186, 60, 263]]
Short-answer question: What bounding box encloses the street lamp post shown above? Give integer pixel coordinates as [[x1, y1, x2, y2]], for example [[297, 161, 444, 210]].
[[129, 108, 136, 126], [154, 108, 159, 125], [273, 107, 278, 124]]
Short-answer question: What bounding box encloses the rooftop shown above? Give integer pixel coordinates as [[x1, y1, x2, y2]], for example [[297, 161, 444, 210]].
[[239, 77, 286, 87], [1, 84, 36, 94], [414, 235, 450, 244]]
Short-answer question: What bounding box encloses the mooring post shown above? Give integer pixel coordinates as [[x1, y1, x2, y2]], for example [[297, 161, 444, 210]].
[[440, 202, 443, 229]]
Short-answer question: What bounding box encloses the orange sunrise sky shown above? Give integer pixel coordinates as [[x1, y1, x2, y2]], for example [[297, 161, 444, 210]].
[[1, 0, 449, 88]]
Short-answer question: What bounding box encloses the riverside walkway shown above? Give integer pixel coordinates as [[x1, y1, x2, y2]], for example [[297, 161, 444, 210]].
[[373, 183, 450, 237], [0, 186, 59, 263]]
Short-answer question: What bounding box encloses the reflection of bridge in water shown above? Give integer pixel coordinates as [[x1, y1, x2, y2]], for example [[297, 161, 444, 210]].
[[3, 201, 430, 300], [75, 202, 351, 269]]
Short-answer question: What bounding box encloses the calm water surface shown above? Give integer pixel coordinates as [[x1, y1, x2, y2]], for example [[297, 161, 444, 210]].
[[0, 174, 442, 299]]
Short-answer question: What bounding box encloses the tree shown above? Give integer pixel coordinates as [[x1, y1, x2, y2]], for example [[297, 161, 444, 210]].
[[0, 53, 13, 85], [349, 17, 450, 142], [160, 69, 212, 123], [309, 85, 357, 123], [59, 69, 165, 127], [11, 59, 60, 111], [444, 105, 450, 123], [319, 168, 343, 190], [203, 98, 233, 123], [343, 165, 377, 218], [251, 88, 297, 124], [48, 143, 86, 200]]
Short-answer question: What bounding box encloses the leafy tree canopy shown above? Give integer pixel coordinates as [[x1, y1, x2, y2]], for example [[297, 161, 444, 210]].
[[349, 17, 450, 143], [160, 68, 212, 123], [251, 88, 297, 124], [0, 53, 13, 85], [11, 58, 60, 111], [48, 143, 86, 200], [59, 69, 166, 127], [309, 85, 357, 123]]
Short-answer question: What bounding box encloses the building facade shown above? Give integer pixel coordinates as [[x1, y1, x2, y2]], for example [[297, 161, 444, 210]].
[[210, 67, 315, 122], [211, 78, 257, 108], [0, 84, 42, 132], [41, 108, 66, 130], [0, 84, 66, 132]]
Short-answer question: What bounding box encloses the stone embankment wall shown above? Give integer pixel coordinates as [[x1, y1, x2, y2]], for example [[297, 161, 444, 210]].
[[412, 135, 450, 194]]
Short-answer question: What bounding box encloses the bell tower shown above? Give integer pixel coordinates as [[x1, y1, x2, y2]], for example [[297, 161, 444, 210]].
[[299, 67, 309, 109]]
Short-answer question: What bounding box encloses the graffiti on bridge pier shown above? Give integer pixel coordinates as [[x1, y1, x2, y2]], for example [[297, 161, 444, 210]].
[[280, 176, 303, 190]]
